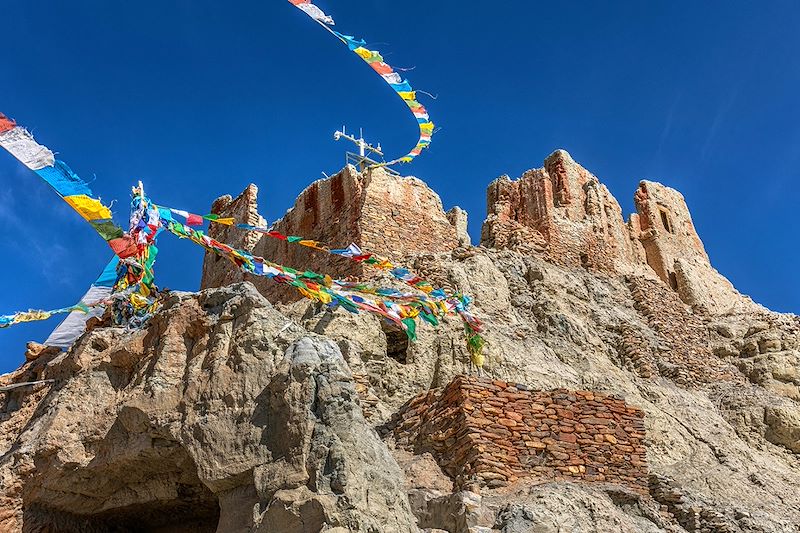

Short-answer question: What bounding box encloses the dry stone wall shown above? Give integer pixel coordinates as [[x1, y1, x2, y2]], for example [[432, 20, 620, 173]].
[[626, 275, 744, 387], [387, 376, 648, 494]]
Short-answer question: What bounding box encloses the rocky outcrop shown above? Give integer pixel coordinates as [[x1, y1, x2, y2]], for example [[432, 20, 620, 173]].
[[0, 284, 417, 532]]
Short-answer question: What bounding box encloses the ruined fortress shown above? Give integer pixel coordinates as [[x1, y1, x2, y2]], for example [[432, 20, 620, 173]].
[[202, 149, 746, 314], [3, 149, 798, 532], [194, 151, 755, 502]]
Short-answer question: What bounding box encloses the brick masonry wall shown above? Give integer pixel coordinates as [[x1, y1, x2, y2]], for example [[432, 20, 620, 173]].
[[200, 165, 464, 303], [387, 376, 648, 493]]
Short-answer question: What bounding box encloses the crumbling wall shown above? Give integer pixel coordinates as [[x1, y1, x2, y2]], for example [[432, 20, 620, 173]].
[[200, 184, 266, 290], [481, 151, 752, 314], [481, 150, 642, 272], [201, 153, 753, 314], [628, 181, 749, 313], [201, 165, 464, 302], [388, 376, 648, 494], [625, 276, 745, 386]]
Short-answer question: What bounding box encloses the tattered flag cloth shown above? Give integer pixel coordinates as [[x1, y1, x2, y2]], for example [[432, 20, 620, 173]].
[[0, 113, 131, 255], [44, 259, 119, 348], [287, 0, 435, 166], [1, 303, 94, 330]]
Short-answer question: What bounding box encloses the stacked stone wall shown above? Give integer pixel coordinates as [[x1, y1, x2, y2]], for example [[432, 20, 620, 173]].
[[626, 276, 744, 386], [387, 376, 648, 494]]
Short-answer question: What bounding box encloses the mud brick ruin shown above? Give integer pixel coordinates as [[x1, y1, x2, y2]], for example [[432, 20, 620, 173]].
[[201, 166, 468, 302], [202, 149, 749, 314], [386, 376, 648, 493]]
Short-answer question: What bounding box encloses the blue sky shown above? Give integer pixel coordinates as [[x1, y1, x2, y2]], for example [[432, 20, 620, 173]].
[[2, 0, 799, 373]]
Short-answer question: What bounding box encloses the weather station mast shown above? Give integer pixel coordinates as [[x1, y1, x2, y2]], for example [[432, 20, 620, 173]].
[[333, 126, 398, 175]]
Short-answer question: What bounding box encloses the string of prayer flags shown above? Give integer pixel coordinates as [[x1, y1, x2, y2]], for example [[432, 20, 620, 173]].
[[287, 0, 435, 166], [169, 209, 236, 227], [0, 303, 93, 330], [154, 202, 484, 353], [163, 218, 480, 341], [158, 204, 455, 300], [288, 0, 334, 25]]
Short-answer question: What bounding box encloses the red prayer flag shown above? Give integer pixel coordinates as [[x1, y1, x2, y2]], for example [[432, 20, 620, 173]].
[[0, 113, 16, 134], [268, 231, 288, 241], [370, 62, 393, 75], [108, 236, 138, 259], [186, 214, 203, 226]]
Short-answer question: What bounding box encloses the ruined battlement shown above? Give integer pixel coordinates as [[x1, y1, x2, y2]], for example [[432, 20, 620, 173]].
[[481, 150, 641, 271], [200, 151, 751, 313]]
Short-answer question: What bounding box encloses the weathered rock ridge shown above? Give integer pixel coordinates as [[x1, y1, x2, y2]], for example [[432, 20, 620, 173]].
[[1, 150, 799, 532]]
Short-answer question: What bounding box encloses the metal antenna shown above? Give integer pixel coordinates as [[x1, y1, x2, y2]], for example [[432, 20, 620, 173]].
[[333, 126, 385, 172]]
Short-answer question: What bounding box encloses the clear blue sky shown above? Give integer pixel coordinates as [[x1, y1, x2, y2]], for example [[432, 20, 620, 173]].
[[2, 1, 799, 373]]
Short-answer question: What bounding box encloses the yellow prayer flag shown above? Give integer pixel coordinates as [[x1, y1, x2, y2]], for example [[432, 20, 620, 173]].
[[16, 311, 51, 323], [64, 195, 113, 221], [354, 47, 372, 59], [419, 122, 434, 134]]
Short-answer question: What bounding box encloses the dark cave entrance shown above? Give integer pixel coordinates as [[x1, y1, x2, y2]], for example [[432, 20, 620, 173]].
[[382, 322, 410, 364], [24, 485, 220, 533], [668, 271, 679, 291], [22, 413, 221, 533]]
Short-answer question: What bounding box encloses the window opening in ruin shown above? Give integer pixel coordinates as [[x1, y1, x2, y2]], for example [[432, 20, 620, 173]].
[[381, 322, 409, 364], [668, 271, 679, 291], [659, 208, 673, 233]]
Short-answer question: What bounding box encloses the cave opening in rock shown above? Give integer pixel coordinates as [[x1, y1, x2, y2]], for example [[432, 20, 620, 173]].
[[22, 417, 221, 533], [25, 495, 220, 533], [382, 322, 410, 364]]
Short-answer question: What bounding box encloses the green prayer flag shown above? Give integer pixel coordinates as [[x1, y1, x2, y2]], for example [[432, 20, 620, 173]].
[[401, 317, 417, 341]]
